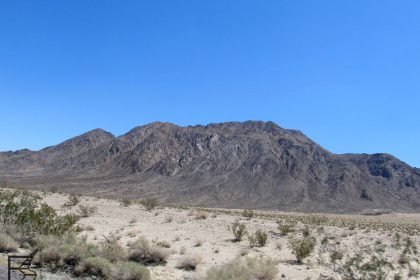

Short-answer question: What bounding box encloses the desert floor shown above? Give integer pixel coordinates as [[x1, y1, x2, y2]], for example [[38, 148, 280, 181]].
[[2, 190, 420, 279]]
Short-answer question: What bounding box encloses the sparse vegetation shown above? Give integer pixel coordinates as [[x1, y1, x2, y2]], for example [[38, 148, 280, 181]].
[[205, 257, 278, 280]]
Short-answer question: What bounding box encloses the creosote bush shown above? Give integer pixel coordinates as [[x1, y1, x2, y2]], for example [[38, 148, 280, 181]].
[[230, 220, 247, 242], [0, 189, 79, 241], [288, 235, 316, 264]]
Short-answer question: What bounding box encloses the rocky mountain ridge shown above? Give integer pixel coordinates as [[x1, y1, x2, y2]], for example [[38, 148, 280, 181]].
[[1, 121, 419, 213]]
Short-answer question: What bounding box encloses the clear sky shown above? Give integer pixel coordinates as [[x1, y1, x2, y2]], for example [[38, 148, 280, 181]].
[[0, 1, 419, 167]]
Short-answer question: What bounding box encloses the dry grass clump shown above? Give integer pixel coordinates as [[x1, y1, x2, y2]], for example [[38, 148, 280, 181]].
[[194, 211, 208, 220], [63, 193, 80, 207], [176, 255, 202, 271], [99, 237, 127, 263], [36, 233, 97, 270], [205, 256, 278, 280], [114, 261, 151, 280], [78, 204, 97, 217], [128, 237, 170, 265], [0, 232, 19, 252], [277, 220, 295, 236], [164, 215, 173, 223], [156, 240, 171, 248], [75, 256, 113, 278], [229, 220, 247, 242], [120, 197, 132, 207], [242, 209, 254, 219]]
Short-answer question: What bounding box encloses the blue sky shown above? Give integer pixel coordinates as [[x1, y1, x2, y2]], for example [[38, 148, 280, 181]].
[[0, 1, 419, 167]]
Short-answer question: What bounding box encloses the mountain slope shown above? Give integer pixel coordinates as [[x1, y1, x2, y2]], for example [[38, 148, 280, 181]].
[[1, 121, 419, 213]]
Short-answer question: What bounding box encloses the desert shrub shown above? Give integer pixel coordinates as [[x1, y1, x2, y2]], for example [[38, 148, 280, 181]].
[[128, 237, 170, 265], [230, 220, 247, 242], [114, 261, 151, 280], [120, 197, 132, 207], [277, 221, 295, 236], [0, 232, 19, 252], [176, 255, 201, 271], [75, 256, 113, 278], [164, 215, 173, 223], [36, 233, 97, 270], [288, 235, 316, 264], [195, 211, 208, 220], [0, 189, 79, 240], [78, 205, 97, 217], [140, 197, 158, 211], [156, 240, 171, 248], [242, 209, 254, 219], [99, 238, 127, 263], [63, 193, 80, 207], [330, 250, 344, 265], [248, 229, 268, 247], [205, 257, 278, 280]]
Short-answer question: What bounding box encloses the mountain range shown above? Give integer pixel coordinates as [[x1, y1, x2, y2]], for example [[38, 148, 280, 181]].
[[1, 121, 419, 213]]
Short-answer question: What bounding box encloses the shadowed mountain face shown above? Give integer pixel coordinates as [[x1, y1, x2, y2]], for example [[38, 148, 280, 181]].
[[1, 121, 419, 213]]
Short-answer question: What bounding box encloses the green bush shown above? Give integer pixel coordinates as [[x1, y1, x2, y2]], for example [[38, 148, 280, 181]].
[[288, 235, 316, 264], [0, 189, 79, 240], [140, 197, 158, 211], [0, 233, 19, 252], [115, 261, 151, 280], [248, 230, 268, 247], [230, 220, 247, 242]]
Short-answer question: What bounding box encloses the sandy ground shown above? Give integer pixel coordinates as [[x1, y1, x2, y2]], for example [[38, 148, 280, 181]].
[[2, 189, 420, 279]]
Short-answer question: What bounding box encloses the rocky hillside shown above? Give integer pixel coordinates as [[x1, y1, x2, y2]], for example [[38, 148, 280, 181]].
[[1, 121, 419, 213]]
